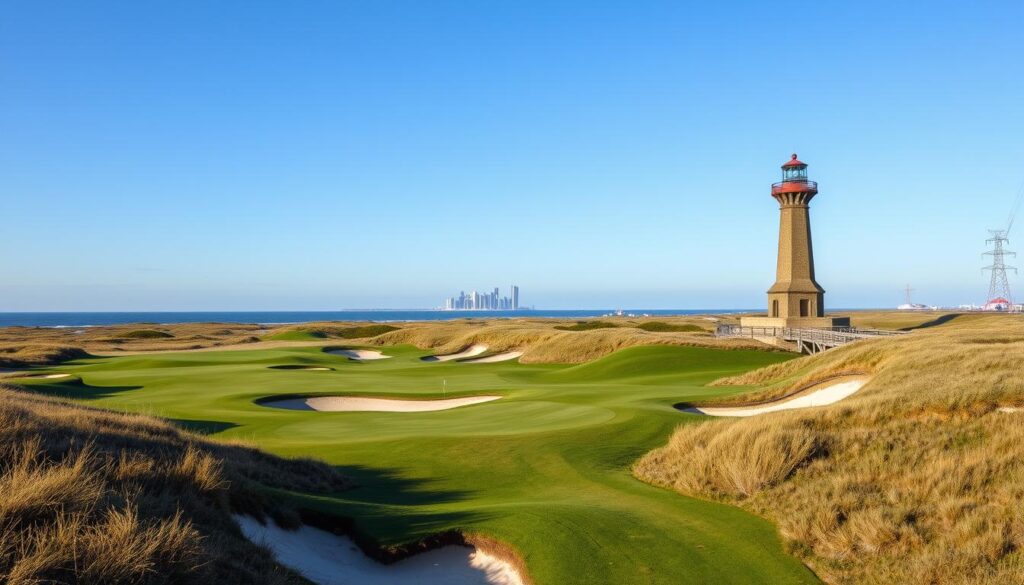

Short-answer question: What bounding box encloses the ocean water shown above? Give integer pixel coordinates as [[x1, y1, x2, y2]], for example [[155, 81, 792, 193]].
[[0, 309, 752, 328]]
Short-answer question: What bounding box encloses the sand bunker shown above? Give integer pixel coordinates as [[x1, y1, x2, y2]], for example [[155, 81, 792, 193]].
[[326, 349, 391, 361], [422, 344, 488, 362], [463, 351, 524, 364], [268, 365, 334, 371], [235, 515, 524, 585], [683, 378, 868, 417], [262, 395, 501, 412]]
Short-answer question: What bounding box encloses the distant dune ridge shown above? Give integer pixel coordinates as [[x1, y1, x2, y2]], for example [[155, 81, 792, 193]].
[[0, 316, 764, 367]]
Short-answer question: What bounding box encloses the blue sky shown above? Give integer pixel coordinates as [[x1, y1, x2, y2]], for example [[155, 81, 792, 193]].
[[2, 1, 1023, 310]]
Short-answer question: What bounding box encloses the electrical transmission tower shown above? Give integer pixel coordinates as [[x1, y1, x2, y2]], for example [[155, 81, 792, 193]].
[[983, 229, 1016, 307]]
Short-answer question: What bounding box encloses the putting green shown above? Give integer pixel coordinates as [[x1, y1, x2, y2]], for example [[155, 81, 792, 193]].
[[27, 344, 818, 584]]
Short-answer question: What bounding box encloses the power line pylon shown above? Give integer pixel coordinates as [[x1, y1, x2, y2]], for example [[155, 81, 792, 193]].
[[903, 284, 914, 306], [983, 229, 1016, 308]]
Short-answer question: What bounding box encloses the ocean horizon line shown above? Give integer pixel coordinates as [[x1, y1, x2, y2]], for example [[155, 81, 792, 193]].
[[0, 308, 895, 328]]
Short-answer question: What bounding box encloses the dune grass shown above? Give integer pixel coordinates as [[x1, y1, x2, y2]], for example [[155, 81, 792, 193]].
[[265, 324, 401, 341], [115, 329, 175, 339], [635, 312, 1024, 584], [15, 342, 817, 584], [552, 320, 620, 331], [0, 385, 348, 584], [635, 321, 707, 333], [0, 345, 92, 369], [370, 317, 775, 363]]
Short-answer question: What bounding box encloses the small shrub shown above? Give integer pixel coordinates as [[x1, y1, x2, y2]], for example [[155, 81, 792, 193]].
[[117, 330, 174, 340]]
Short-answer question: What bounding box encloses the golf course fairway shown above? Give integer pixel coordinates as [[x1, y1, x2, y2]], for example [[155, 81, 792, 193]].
[[23, 343, 819, 584]]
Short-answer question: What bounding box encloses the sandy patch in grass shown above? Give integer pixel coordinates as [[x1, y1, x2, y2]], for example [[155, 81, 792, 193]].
[[235, 515, 524, 585], [463, 351, 524, 364], [262, 395, 501, 412], [326, 349, 391, 361], [6, 373, 73, 379], [683, 378, 868, 417], [422, 344, 488, 362]]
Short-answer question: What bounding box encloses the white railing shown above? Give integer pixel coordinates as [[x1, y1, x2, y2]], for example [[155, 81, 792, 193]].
[[716, 324, 905, 351]]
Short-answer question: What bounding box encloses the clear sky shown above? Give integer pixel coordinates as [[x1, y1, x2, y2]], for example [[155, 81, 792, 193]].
[[2, 1, 1023, 311]]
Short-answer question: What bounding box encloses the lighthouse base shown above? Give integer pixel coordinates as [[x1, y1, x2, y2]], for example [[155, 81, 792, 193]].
[[740, 316, 850, 330]]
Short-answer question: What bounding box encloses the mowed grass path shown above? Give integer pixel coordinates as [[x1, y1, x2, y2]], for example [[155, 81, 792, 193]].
[[30, 344, 818, 584]]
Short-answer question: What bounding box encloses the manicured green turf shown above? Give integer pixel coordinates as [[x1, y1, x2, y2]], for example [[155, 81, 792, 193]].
[[27, 344, 817, 584]]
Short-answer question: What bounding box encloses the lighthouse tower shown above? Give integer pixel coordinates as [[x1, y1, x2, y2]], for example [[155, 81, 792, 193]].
[[742, 154, 848, 330]]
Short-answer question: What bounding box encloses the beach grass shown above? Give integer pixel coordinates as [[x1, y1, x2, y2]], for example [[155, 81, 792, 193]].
[[0, 385, 347, 584], [635, 312, 1024, 584]]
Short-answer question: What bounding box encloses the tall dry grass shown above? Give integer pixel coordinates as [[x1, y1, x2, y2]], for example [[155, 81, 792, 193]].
[[0, 384, 348, 584], [635, 313, 1024, 584]]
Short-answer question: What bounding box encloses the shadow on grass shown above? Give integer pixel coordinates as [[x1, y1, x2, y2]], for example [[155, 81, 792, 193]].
[[901, 313, 963, 331], [169, 418, 240, 435], [290, 463, 491, 546], [15, 378, 143, 400]]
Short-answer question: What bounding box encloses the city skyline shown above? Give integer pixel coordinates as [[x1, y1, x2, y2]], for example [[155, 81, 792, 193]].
[[444, 285, 522, 311]]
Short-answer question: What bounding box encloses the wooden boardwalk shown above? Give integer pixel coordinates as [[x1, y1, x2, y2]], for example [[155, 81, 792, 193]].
[[716, 324, 904, 354]]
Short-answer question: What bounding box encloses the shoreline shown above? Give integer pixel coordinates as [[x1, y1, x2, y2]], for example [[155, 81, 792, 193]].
[[0, 309, 765, 328]]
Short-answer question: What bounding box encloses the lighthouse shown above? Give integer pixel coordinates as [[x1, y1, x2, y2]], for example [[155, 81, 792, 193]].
[[742, 154, 849, 330]]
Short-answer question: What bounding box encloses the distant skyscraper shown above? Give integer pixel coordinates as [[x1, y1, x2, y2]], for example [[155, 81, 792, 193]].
[[440, 284, 522, 310]]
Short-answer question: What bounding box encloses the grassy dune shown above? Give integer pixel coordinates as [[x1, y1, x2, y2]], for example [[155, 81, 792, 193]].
[[0, 316, 752, 364], [0, 385, 347, 584], [636, 313, 1024, 584], [11, 341, 816, 584]]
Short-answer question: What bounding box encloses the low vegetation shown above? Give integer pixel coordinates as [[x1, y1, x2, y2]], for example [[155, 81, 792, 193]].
[[635, 321, 706, 333], [0, 323, 265, 354], [0, 384, 348, 584], [369, 317, 770, 363], [635, 313, 1024, 584], [265, 324, 400, 341], [115, 329, 175, 339], [0, 345, 91, 369], [553, 320, 619, 331]]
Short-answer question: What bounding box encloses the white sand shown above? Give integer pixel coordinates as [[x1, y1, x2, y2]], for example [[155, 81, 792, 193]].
[[326, 349, 391, 361], [998, 406, 1022, 413], [463, 351, 524, 364], [235, 515, 524, 585], [263, 395, 502, 412], [422, 344, 488, 362], [40, 374, 72, 379], [686, 378, 868, 417]]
